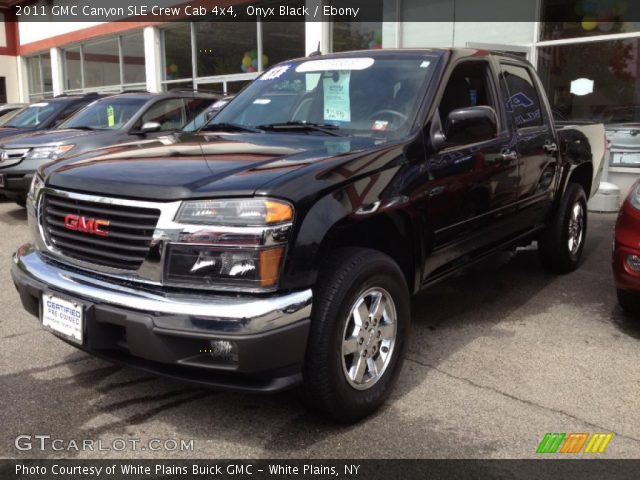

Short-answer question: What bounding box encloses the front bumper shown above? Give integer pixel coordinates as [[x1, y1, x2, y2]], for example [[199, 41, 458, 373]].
[[11, 244, 313, 392], [0, 172, 31, 197]]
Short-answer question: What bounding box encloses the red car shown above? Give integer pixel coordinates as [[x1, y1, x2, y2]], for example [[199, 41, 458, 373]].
[[614, 179, 640, 313]]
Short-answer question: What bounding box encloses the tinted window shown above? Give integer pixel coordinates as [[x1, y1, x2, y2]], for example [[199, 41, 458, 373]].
[[4, 102, 62, 127], [141, 98, 187, 131], [501, 64, 544, 129], [62, 98, 148, 130]]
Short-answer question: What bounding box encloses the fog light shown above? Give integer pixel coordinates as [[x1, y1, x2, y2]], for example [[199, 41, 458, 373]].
[[207, 340, 238, 363], [626, 254, 640, 272]]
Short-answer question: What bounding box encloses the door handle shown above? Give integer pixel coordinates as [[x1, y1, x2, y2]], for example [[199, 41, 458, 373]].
[[500, 150, 518, 164], [543, 142, 558, 154]]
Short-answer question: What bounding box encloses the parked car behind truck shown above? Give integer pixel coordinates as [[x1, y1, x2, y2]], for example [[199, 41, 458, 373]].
[[12, 49, 604, 423], [0, 90, 220, 206]]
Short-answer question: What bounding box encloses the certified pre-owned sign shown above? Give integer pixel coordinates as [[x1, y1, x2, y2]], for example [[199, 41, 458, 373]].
[[14, 435, 194, 452]]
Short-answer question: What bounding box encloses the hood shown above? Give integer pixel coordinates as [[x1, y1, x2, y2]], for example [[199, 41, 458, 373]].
[[0, 128, 113, 148], [44, 132, 382, 201], [0, 126, 38, 140]]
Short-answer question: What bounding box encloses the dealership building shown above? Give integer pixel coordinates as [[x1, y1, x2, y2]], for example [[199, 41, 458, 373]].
[[1, 0, 640, 193]]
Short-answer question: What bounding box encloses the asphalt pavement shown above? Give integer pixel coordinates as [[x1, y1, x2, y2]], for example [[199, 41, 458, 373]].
[[1, 196, 639, 459]]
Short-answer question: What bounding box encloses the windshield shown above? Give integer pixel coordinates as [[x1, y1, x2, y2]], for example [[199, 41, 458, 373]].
[[61, 98, 148, 130], [0, 107, 27, 126], [210, 54, 438, 140], [3, 102, 62, 128]]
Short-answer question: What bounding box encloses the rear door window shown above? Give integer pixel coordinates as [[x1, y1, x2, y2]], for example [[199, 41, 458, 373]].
[[500, 64, 545, 129]]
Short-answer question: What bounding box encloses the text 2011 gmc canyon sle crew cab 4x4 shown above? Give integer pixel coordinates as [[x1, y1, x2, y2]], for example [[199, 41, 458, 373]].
[[12, 49, 604, 423]]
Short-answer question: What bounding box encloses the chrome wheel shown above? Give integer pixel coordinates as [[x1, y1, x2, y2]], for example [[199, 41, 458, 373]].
[[567, 202, 584, 255], [341, 287, 397, 391]]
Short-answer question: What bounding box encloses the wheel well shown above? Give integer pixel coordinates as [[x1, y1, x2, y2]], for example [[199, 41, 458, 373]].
[[319, 214, 416, 292], [567, 163, 593, 198]]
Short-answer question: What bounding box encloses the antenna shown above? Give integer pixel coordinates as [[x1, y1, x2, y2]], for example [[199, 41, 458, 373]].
[[309, 41, 322, 57]]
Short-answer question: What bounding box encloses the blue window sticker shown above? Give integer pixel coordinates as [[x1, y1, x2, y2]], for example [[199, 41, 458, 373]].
[[258, 65, 291, 81]]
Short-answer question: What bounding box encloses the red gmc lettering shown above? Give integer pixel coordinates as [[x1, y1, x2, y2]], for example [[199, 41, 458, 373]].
[[63, 214, 110, 237]]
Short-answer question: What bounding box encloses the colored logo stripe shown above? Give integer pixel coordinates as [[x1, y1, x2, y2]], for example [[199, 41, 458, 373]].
[[536, 433, 566, 453], [560, 433, 589, 453], [584, 433, 613, 453], [537, 433, 613, 454]]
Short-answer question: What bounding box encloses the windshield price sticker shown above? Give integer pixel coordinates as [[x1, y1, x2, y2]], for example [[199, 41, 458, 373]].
[[323, 71, 351, 123], [107, 105, 115, 127], [297, 57, 374, 73], [30, 103, 49, 108], [258, 65, 291, 81]]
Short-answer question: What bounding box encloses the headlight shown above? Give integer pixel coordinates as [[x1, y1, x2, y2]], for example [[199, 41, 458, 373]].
[[175, 198, 293, 226], [28, 145, 75, 160], [165, 245, 285, 289], [168, 197, 294, 291]]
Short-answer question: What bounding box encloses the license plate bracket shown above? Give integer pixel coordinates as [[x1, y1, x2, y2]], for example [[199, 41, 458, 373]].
[[41, 294, 84, 345]]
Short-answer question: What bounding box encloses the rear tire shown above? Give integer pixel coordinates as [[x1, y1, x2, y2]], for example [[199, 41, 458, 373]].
[[538, 183, 587, 273], [302, 248, 410, 423], [617, 288, 640, 315]]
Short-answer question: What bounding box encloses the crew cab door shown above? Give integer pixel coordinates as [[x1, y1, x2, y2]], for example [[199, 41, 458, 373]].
[[498, 63, 558, 228], [421, 59, 520, 282]]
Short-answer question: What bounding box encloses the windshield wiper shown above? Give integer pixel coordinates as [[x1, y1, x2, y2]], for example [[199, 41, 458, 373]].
[[256, 121, 346, 137], [201, 122, 263, 133], [69, 126, 97, 131]]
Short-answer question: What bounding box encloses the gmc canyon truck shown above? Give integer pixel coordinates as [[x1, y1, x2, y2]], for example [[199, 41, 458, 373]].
[[11, 49, 604, 423]]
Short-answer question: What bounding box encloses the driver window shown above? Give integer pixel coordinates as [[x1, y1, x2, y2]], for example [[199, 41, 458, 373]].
[[439, 61, 494, 122], [141, 98, 187, 131]]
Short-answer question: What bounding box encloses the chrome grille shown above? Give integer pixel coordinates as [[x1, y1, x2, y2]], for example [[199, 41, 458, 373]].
[[41, 192, 161, 270]]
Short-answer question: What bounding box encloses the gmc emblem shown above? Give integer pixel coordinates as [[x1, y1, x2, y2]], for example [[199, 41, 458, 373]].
[[63, 214, 110, 237]]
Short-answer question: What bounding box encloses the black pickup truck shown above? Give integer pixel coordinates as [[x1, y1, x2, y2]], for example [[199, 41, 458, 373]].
[[11, 49, 604, 423]]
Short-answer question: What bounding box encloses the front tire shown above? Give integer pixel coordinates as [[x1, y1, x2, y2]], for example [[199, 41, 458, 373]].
[[302, 248, 410, 423], [538, 183, 587, 273]]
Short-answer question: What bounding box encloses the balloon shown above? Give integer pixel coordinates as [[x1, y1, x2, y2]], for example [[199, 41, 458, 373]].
[[250, 48, 258, 59], [242, 56, 252, 67], [168, 63, 178, 74], [374, 31, 382, 44], [247, 66, 256, 73], [596, 10, 614, 31], [581, 17, 598, 30], [252, 58, 258, 68], [262, 54, 269, 67], [241, 64, 247, 72]]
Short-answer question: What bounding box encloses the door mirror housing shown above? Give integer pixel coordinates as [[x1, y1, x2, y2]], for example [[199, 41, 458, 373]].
[[135, 121, 161, 135], [443, 106, 498, 146]]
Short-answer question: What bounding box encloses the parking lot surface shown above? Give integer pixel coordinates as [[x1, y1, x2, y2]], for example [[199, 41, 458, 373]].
[[1, 197, 639, 459]]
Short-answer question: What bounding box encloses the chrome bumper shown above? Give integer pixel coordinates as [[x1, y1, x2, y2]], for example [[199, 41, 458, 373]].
[[11, 244, 313, 335]]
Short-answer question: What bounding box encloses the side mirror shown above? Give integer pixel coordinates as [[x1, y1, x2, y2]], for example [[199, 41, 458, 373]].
[[136, 121, 161, 134], [443, 106, 498, 146]]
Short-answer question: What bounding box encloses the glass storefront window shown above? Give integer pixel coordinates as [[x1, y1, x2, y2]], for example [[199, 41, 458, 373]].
[[538, 39, 640, 123], [332, 22, 383, 52], [64, 47, 82, 91], [122, 33, 145, 85], [163, 24, 193, 82], [541, 0, 640, 41], [83, 38, 120, 88], [26, 56, 42, 96], [26, 52, 52, 100], [262, 22, 305, 66], [195, 22, 257, 77]]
